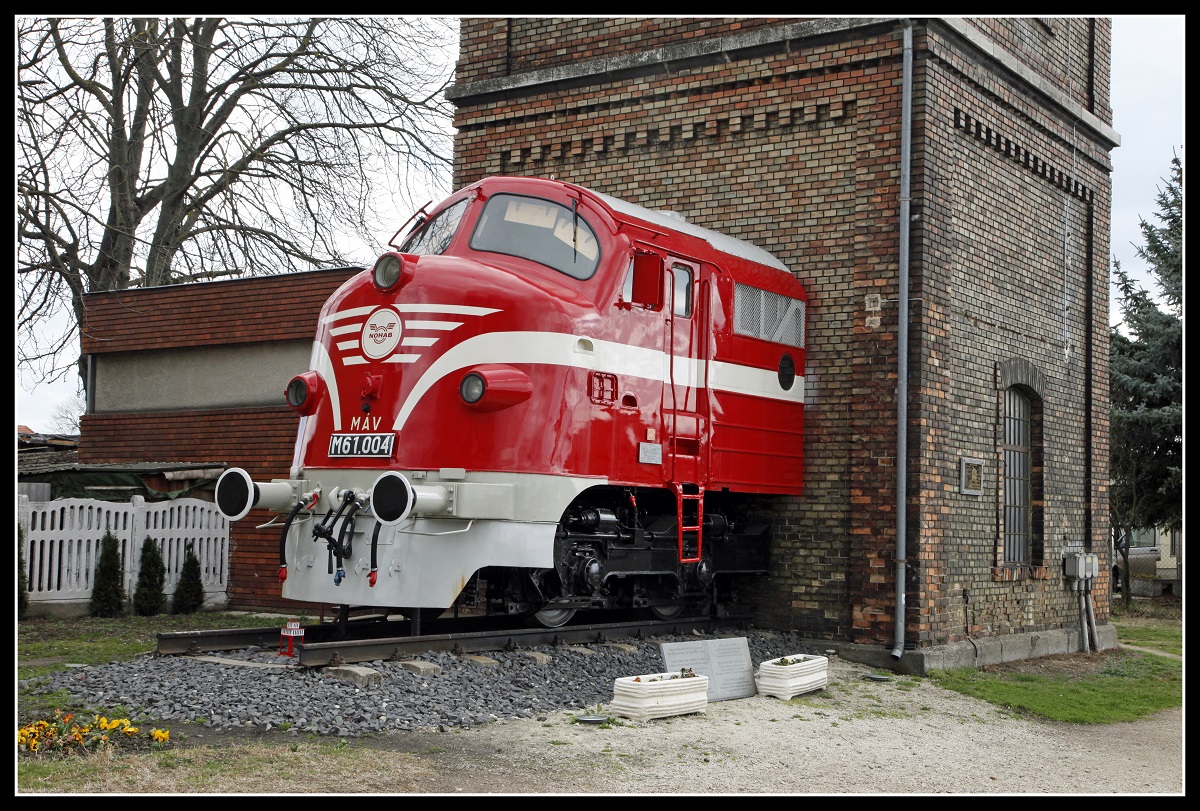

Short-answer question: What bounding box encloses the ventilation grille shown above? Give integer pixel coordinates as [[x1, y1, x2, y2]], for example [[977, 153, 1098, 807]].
[[734, 283, 805, 347]]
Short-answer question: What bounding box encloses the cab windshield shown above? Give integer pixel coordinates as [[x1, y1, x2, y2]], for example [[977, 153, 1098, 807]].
[[399, 199, 468, 255], [468, 193, 601, 279]]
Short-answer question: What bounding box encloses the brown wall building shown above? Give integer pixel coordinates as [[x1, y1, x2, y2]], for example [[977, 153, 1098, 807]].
[[446, 17, 1117, 656], [79, 267, 360, 610]]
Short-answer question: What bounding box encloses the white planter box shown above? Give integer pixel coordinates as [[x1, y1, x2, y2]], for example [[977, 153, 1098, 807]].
[[607, 671, 710, 721], [755, 654, 829, 699]]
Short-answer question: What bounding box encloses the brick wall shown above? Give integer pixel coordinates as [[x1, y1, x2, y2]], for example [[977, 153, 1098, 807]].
[[455, 18, 798, 85], [450, 17, 1115, 649]]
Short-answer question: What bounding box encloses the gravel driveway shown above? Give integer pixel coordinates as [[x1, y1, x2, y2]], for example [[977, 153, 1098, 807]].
[[356, 653, 1183, 795]]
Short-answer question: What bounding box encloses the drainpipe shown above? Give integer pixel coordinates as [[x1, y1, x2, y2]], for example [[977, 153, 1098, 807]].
[[892, 19, 914, 661]]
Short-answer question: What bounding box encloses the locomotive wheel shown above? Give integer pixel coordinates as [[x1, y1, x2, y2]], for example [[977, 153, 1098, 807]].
[[533, 606, 576, 628], [649, 603, 688, 620]]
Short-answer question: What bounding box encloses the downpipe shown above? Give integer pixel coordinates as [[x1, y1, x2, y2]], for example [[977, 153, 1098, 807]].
[[892, 18, 914, 661], [1078, 588, 1090, 653], [1084, 578, 1099, 651]]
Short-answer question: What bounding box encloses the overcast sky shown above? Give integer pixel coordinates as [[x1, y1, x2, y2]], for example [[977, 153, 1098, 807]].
[[1108, 15, 1184, 313], [15, 16, 1185, 435]]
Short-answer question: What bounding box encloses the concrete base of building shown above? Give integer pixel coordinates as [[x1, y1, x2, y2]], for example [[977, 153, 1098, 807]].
[[812, 624, 1121, 677]]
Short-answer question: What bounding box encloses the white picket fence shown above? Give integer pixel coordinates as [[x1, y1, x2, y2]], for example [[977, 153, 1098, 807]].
[[18, 495, 230, 617]]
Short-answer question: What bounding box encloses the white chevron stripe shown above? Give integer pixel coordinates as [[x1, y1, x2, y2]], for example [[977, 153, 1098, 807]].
[[390, 331, 804, 431]]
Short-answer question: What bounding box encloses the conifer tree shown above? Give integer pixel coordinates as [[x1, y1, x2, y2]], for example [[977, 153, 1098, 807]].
[[90, 530, 127, 617], [172, 543, 205, 615], [133, 536, 167, 616], [1110, 154, 1182, 604]]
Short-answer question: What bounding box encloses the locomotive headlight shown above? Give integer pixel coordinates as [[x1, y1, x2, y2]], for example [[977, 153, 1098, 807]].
[[372, 252, 407, 292], [460, 372, 486, 404], [285, 371, 325, 416], [459, 365, 533, 412]]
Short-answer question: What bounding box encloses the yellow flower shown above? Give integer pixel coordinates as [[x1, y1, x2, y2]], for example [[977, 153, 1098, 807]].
[[123, 726, 139, 736], [151, 729, 170, 743]]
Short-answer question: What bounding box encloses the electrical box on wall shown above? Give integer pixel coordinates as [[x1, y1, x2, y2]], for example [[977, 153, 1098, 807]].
[[1063, 552, 1099, 580]]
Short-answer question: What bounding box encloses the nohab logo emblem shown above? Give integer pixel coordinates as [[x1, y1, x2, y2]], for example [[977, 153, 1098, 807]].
[[362, 306, 402, 359]]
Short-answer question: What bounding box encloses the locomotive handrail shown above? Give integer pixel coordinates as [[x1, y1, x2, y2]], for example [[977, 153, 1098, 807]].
[[256, 511, 313, 530], [392, 519, 476, 537]]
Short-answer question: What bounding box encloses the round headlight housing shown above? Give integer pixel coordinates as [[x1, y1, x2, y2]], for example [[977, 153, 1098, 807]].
[[458, 365, 533, 412], [460, 372, 486, 404], [285, 371, 324, 416], [372, 253, 405, 292]]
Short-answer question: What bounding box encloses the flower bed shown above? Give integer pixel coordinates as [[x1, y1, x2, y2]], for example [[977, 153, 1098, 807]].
[[17, 709, 171, 757]]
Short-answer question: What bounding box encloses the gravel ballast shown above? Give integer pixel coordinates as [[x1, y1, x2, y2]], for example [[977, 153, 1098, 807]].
[[22, 628, 821, 736]]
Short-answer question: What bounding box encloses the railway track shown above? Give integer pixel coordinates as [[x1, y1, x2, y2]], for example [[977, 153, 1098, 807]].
[[156, 612, 755, 667]]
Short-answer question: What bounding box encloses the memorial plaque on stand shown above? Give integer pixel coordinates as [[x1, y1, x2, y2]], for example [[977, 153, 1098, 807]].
[[658, 637, 756, 701]]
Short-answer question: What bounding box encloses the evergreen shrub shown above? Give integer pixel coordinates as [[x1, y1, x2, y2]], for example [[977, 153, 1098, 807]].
[[90, 529, 127, 617], [133, 536, 167, 616], [172, 543, 205, 615]]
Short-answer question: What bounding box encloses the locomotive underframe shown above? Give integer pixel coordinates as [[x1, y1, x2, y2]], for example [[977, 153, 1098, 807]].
[[475, 486, 772, 625]]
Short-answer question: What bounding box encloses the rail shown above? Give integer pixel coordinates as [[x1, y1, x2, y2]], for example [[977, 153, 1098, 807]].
[[156, 613, 755, 666]]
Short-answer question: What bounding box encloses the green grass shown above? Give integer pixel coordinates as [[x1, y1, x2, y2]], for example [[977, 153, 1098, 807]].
[[928, 596, 1183, 724], [18, 611, 317, 678], [1114, 623, 1183, 655], [1108, 598, 1184, 655], [928, 651, 1181, 724]]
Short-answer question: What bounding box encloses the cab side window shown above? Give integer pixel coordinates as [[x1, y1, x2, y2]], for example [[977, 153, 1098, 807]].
[[620, 259, 690, 315], [672, 263, 693, 317]]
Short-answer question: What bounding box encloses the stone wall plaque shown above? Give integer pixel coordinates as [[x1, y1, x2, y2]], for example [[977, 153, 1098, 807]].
[[658, 636, 755, 701], [961, 457, 984, 495]]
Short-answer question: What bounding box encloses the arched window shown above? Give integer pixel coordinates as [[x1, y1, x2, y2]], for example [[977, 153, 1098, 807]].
[[1003, 387, 1032, 563], [996, 359, 1045, 568]]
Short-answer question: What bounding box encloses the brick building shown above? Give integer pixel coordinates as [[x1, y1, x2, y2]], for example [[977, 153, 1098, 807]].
[[446, 17, 1118, 658]]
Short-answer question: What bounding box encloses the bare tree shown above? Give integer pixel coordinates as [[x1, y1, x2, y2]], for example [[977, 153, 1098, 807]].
[[51, 395, 87, 435], [17, 16, 457, 388]]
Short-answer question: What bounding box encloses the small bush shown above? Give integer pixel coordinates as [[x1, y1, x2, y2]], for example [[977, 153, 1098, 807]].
[[18, 525, 29, 619], [133, 536, 167, 616], [172, 543, 204, 615], [89, 530, 126, 618]]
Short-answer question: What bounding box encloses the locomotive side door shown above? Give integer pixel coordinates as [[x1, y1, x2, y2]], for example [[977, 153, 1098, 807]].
[[663, 257, 710, 562], [663, 257, 708, 483]]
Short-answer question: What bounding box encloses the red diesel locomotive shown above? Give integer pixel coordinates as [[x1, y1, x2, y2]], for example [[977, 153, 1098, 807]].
[[216, 175, 808, 627]]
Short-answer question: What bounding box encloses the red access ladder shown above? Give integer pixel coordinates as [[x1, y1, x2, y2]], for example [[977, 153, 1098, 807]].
[[673, 482, 704, 563]]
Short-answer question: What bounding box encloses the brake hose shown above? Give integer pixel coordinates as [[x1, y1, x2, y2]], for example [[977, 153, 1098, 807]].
[[369, 523, 382, 588], [277, 491, 319, 583]]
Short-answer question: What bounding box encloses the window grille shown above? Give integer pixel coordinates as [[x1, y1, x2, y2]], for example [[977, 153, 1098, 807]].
[[733, 282, 805, 347], [1002, 388, 1032, 563]]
